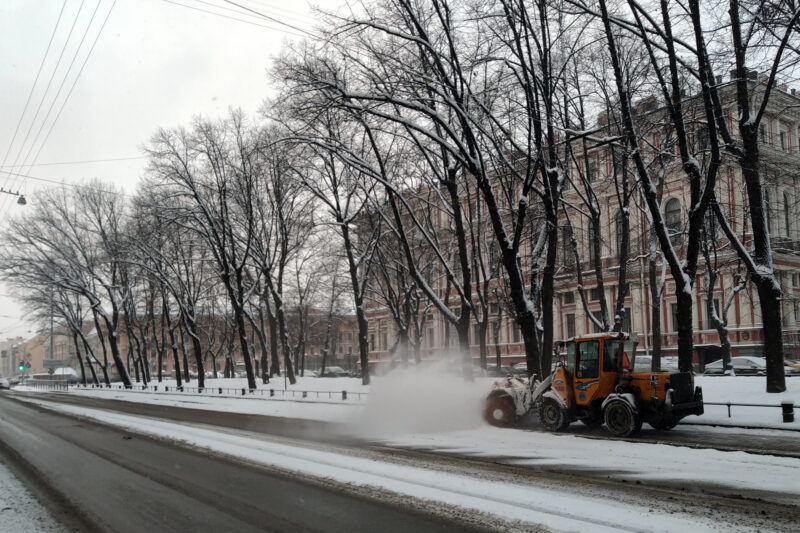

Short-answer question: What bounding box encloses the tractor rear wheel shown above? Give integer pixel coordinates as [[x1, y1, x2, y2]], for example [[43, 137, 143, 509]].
[[603, 400, 640, 437], [483, 396, 516, 427], [539, 397, 570, 432]]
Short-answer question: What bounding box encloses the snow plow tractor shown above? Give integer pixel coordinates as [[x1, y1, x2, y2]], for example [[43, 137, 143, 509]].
[[483, 332, 704, 437]]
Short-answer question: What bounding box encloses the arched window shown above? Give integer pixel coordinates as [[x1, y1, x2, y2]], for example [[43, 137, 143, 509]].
[[784, 191, 792, 237], [664, 198, 682, 246]]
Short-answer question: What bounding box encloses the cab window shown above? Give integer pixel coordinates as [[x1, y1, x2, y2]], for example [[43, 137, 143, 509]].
[[566, 341, 576, 373], [603, 340, 622, 372], [577, 341, 599, 378]]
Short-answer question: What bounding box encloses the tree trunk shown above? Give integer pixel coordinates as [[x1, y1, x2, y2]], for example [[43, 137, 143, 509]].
[[72, 332, 87, 386], [649, 255, 662, 371], [267, 299, 281, 378], [341, 223, 370, 385]]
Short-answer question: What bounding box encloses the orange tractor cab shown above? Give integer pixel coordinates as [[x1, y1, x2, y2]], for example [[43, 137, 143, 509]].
[[484, 332, 704, 437]]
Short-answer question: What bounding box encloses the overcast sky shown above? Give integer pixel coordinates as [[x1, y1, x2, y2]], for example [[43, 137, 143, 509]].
[[0, 0, 342, 340]]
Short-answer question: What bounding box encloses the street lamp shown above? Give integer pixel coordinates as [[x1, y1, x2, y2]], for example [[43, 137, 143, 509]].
[[0, 188, 26, 205]]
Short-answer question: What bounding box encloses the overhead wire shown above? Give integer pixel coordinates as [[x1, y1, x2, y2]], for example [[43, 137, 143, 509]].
[[1, 0, 118, 219], [0, 0, 89, 197], [0, 155, 145, 169], [0, 0, 69, 173], [220, 0, 318, 38], [16, 0, 105, 175], [161, 0, 310, 38], [2, 0, 322, 212]]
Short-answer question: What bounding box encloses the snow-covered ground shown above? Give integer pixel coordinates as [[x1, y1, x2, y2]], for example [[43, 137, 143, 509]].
[[20, 396, 799, 533], [0, 460, 66, 532], [11, 367, 800, 532]]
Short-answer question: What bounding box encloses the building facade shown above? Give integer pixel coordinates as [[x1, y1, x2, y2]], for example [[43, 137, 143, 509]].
[[364, 82, 800, 371]]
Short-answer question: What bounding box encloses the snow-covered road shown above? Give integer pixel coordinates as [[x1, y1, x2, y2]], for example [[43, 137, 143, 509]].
[[13, 393, 800, 533]]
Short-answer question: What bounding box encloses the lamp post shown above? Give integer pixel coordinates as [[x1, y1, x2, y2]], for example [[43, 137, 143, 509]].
[[0, 188, 26, 205]]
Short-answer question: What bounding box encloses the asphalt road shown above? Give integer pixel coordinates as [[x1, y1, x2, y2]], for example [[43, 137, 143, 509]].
[[0, 395, 481, 533]]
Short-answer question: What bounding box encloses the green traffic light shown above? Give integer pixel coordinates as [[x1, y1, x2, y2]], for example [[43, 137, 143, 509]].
[[18, 362, 24, 372]]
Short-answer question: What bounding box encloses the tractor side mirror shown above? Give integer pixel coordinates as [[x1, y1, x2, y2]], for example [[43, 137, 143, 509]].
[[622, 351, 631, 370]]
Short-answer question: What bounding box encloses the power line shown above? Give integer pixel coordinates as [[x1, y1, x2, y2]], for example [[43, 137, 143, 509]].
[[0, 156, 145, 169], [162, 0, 309, 38], [2, 1, 118, 220], [0, 1, 69, 172], [221, 0, 317, 38], [1, 0, 89, 194], [16, 0, 105, 176], [0, 169, 127, 197]]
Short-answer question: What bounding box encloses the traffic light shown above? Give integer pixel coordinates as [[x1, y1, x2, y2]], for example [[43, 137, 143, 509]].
[[18, 361, 24, 372]]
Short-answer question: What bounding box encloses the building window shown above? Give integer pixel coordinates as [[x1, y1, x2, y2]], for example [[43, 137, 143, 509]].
[[665, 198, 682, 246], [562, 225, 574, 266], [784, 191, 792, 236], [512, 321, 520, 343], [586, 160, 597, 182], [472, 324, 482, 345], [759, 123, 767, 143], [697, 125, 709, 150], [780, 130, 787, 151], [565, 314, 576, 338], [587, 223, 597, 268], [381, 331, 387, 351], [562, 292, 575, 305], [489, 303, 498, 315], [589, 287, 602, 301], [427, 328, 434, 348], [671, 303, 680, 332], [369, 334, 375, 351]]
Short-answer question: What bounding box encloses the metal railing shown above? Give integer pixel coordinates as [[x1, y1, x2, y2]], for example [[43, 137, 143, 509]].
[[15, 381, 69, 392], [70, 383, 368, 402], [704, 401, 796, 423]]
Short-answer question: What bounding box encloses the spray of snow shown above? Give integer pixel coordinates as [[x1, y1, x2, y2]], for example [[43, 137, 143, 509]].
[[350, 356, 484, 438]]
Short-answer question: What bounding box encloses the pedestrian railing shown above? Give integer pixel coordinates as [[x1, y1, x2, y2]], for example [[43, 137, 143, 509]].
[[16, 381, 69, 392], [67, 383, 368, 402], [704, 401, 796, 423]]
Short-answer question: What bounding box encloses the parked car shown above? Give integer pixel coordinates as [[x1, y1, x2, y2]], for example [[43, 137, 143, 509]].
[[704, 356, 800, 376], [633, 355, 680, 373], [511, 362, 527, 374], [0, 378, 10, 390], [785, 359, 800, 370], [318, 366, 349, 378]]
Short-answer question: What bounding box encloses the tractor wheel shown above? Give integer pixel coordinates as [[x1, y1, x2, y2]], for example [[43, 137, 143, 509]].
[[539, 397, 570, 432], [483, 396, 516, 427], [603, 400, 640, 438]]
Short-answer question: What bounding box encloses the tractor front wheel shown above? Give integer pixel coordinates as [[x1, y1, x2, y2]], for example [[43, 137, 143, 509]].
[[603, 400, 640, 437], [483, 396, 516, 427], [539, 397, 570, 432]]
